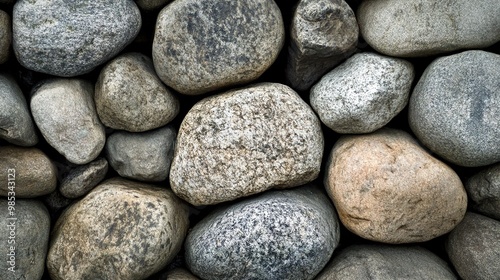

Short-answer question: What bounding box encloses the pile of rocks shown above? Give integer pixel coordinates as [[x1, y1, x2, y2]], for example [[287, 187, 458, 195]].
[[0, 0, 499, 279]]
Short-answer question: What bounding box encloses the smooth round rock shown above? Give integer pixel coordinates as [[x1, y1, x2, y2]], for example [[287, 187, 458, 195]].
[[13, 0, 141, 77], [153, 0, 284, 95], [358, 0, 500, 57], [47, 177, 190, 280], [31, 79, 106, 165], [325, 128, 467, 244], [311, 53, 414, 134], [446, 212, 500, 280], [170, 83, 324, 205], [465, 163, 500, 221], [0, 10, 10, 64], [186, 186, 340, 280], [60, 157, 108, 198], [409, 50, 500, 167], [95, 52, 179, 132]]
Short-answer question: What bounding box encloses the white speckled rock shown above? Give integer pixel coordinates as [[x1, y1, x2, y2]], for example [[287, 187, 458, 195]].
[[465, 163, 500, 221], [0, 10, 10, 64]]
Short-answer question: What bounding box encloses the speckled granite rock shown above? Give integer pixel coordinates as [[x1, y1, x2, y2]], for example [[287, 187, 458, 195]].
[[162, 268, 200, 280], [0, 10, 10, 64], [465, 163, 500, 221], [60, 157, 108, 198], [325, 129, 467, 243], [170, 83, 324, 205], [153, 0, 284, 95], [47, 177, 190, 280], [185, 186, 340, 280]]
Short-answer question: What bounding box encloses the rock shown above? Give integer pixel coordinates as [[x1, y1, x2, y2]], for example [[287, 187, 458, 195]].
[[0, 10, 10, 64], [185, 186, 340, 280], [13, 0, 141, 77], [310, 53, 414, 134], [465, 163, 500, 221], [60, 157, 108, 198], [316, 244, 457, 280], [42, 189, 74, 216], [47, 177, 190, 280], [135, 0, 170, 11], [0, 146, 57, 197], [0, 74, 38, 146], [409, 50, 500, 167], [163, 268, 200, 280], [357, 0, 500, 57], [325, 128, 467, 244], [170, 83, 323, 205], [152, 0, 284, 95], [286, 0, 358, 91], [0, 199, 51, 280], [95, 52, 179, 132], [106, 126, 176, 182], [446, 212, 500, 280], [31, 79, 106, 165]]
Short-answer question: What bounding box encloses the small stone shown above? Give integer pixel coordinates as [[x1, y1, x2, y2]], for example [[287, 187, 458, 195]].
[[31, 79, 106, 165], [325, 128, 467, 244], [95, 52, 179, 132], [446, 212, 500, 280], [286, 0, 358, 91], [465, 163, 500, 221], [42, 189, 74, 216], [106, 126, 176, 182], [0, 10, 11, 64], [152, 0, 284, 95], [409, 50, 500, 167], [135, 0, 170, 11], [163, 268, 200, 280], [60, 157, 108, 198], [185, 186, 340, 280], [311, 52, 414, 134], [170, 83, 323, 205], [47, 177, 190, 280], [13, 0, 141, 76]]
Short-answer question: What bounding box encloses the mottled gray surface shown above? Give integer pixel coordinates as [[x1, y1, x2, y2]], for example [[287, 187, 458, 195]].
[[466, 163, 500, 221], [186, 186, 340, 280], [358, 0, 500, 57], [47, 177, 190, 280], [31, 79, 106, 165], [13, 0, 141, 76], [446, 212, 500, 280], [153, 0, 284, 95], [409, 50, 500, 167], [95, 52, 179, 132], [106, 126, 176, 182], [170, 83, 324, 205], [0, 74, 38, 146], [0, 10, 10, 64], [287, 0, 358, 91], [135, 0, 170, 11], [0, 199, 50, 280], [311, 53, 414, 134], [60, 157, 108, 198]]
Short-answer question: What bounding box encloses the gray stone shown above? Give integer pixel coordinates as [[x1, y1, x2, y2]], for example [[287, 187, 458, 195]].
[[409, 50, 500, 167], [446, 212, 500, 280], [357, 0, 500, 57], [0, 10, 10, 64], [95, 52, 179, 132], [0, 74, 38, 146], [135, 0, 170, 11], [465, 163, 500, 221], [311, 53, 414, 134], [60, 157, 108, 198], [106, 126, 176, 182], [170, 83, 324, 205], [47, 177, 190, 280], [31, 79, 106, 165], [152, 0, 284, 95], [316, 244, 457, 280], [0, 199, 51, 280], [13, 0, 141, 77], [186, 186, 339, 280], [287, 0, 358, 91], [162, 268, 200, 280], [42, 189, 74, 215]]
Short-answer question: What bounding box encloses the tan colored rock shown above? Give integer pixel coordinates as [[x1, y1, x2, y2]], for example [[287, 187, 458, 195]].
[[325, 128, 467, 244]]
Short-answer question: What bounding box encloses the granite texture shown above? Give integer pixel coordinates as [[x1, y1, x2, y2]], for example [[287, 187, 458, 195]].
[[60, 157, 108, 199], [465, 163, 500, 221]]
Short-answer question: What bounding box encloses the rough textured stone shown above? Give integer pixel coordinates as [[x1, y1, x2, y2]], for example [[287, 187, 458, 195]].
[[325, 128, 467, 244], [95, 52, 179, 132], [0, 10, 10, 64], [47, 177, 190, 280], [446, 212, 500, 280], [60, 157, 108, 198], [135, 0, 170, 11], [163, 268, 200, 280], [13, 0, 141, 77], [0, 146, 57, 197], [153, 0, 284, 95], [358, 0, 500, 57], [31, 79, 106, 165], [287, 0, 358, 91], [106, 126, 176, 182], [186, 186, 339, 280], [0, 199, 50, 280], [311, 53, 414, 134], [465, 163, 500, 221], [409, 50, 500, 167], [170, 83, 324, 205], [316, 244, 457, 280]]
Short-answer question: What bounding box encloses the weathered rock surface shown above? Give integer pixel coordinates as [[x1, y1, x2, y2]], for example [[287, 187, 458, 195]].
[[60, 157, 108, 198], [0, 10, 10, 64], [465, 163, 500, 221]]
